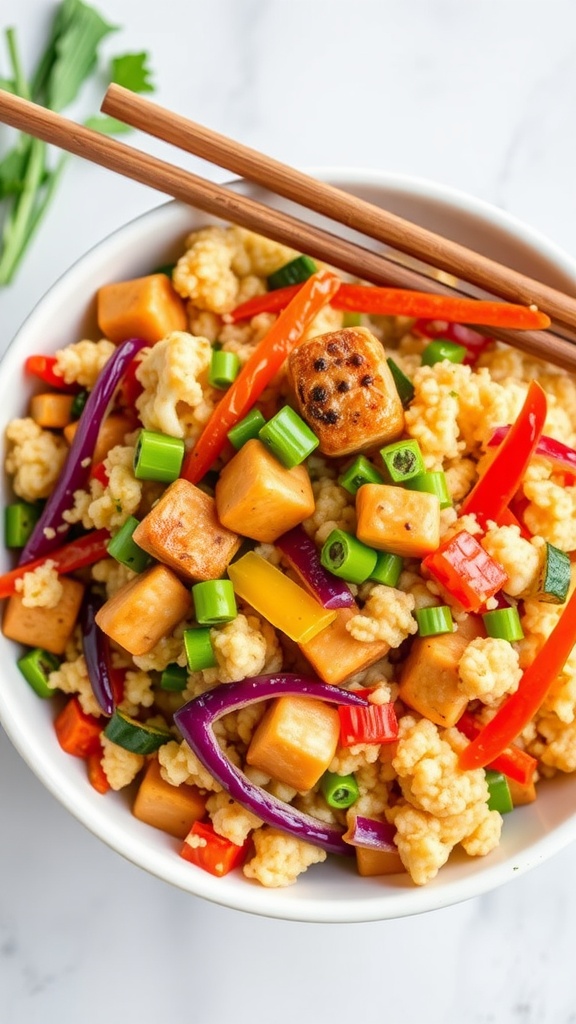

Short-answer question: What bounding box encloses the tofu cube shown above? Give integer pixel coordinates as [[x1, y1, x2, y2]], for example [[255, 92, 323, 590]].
[[299, 606, 389, 685], [132, 758, 206, 838], [2, 576, 85, 655], [133, 478, 241, 583], [399, 614, 484, 727], [246, 695, 340, 791], [215, 439, 315, 543], [356, 483, 440, 558], [286, 327, 404, 457], [95, 564, 192, 656], [97, 273, 188, 345]]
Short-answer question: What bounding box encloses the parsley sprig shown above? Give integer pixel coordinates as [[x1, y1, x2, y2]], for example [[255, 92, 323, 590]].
[[0, 0, 154, 285]]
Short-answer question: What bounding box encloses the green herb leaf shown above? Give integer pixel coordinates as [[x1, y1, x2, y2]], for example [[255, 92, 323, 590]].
[[111, 51, 154, 94], [47, 1, 118, 112]]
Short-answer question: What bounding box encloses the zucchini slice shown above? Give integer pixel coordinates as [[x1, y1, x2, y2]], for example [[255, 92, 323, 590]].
[[535, 542, 571, 604], [104, 709, 171, 754]]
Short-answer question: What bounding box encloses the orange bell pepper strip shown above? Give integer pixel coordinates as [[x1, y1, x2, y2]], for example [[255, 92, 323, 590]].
[[228, 282, 551, 331], [54, 697, 104, 758], [459, 584, 576, 771], [181, 270, 341, 483], [459, 381, 547, 528], [456, 711, 537, 786], [0, 528, 110, 599], [180, 820, 249, 876]]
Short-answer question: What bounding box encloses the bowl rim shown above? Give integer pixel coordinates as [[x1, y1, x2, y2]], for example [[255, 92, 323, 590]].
[[2, 167, 576, 923]]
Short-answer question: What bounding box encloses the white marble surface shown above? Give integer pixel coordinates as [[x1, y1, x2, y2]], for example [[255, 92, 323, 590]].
[[2, 1, 576, 1021]]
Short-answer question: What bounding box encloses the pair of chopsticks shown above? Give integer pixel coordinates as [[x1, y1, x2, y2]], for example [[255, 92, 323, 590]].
[[1, 84, 576, 371]]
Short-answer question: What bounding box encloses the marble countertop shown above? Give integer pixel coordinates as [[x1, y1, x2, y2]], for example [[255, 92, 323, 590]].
[[2, 2, 576, 1021]]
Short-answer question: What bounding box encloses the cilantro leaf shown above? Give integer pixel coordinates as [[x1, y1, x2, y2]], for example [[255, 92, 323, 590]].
[[111, 52, 154, 94]]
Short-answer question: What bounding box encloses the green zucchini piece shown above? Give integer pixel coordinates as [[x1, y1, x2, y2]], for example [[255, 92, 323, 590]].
[[104, 709, 171, 754], [535, 542, 571, 603]]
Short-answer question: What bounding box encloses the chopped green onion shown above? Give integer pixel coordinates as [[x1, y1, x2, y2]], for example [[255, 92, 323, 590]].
[[227, 408, 266, 450], [342, 312, 362, 328], [71, 390, 89, 419], [133, 428, 185, 483], [370, 551, 403, 588], [209, 349, 240, 389], [267, 255, 318, 290], [338, 455, 384, 495], [482, 606, 524, 643], [107, 516, 152, 573], [535, 542, 571, 604], [405, 470, 452, 509], [258, 405, 319, 468], [160, 663, 188, 692], [387, 357, 414, 407], [415, 605, 454, 637], [5, 501, 42, 548], [104, 709, 171, 754], [485, 769, 513, 814], [184, 627, 217, 671], [17, 647, 59, 698], [421, 339, 467, 366], [321, 770, 359, 809], [320, 529, 377, 585], [192, 579, 237, 625], [380, 439, 425, 484]]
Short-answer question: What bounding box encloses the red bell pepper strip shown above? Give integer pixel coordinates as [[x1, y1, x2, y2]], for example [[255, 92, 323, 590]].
[[225, 284, 302, 323], [89, 461, 109, 487], [228, 283, 551, 331], [456, 711, 537, 786], [338, 703, 398, 747], [459, 584, 576, 771], [412, 319, 493, 364], [0, 528, 110, 599], [422, 531, 508, 613], [179, 820, 249, 876], [54, 697, 104, 758], [24, 354, 78, 392], [181, 270, 341, 483], [459, 381, 547, 528]]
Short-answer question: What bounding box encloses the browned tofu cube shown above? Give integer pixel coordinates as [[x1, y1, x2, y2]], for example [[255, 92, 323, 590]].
[[133, 478, 241, 583], [286, 327, 404, 457], [355, 846, 404, 877], [2, 576, 85, 655], [97, 273, 188, 345], [132, 758, 206, 838], [215, 439, 315, 543], [299, 606, 389, 685], [95, 564, 192, 656], [246, 695, 340, 791], [398, 614, 484, 728]]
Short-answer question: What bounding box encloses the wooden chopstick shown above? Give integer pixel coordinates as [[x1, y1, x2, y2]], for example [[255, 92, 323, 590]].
[[102, 83, 576, 336], [1, 90, 576, 372]]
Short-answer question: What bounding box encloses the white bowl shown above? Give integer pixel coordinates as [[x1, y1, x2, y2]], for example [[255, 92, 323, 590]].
[[2, 170, 576, 923]]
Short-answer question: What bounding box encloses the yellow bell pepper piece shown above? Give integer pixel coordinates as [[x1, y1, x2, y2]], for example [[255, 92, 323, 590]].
[[227, 551, 336, 643]]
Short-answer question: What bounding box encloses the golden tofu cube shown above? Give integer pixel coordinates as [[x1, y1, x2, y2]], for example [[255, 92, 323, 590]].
[[246, 695, 340, 791], [286, 327, 404, 457], [399, 615, 484, 728], [97, 273, 188, 345], [95, 564, 192, 657], [356, 483, 440, 558], [133, 478, 241, 583], [355, 846, 404, 877], [2, 576, 85, 655], [215, 439, 315, 543], [132, 758, 206, 838], [299, 606, 389, 685]]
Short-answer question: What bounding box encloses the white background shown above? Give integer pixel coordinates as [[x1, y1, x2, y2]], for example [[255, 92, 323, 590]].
[[2, 2, 576, 1022]]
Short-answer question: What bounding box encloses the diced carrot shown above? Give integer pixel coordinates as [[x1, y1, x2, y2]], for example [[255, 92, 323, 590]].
[[87, 744, 111, 794], [180, 820, 248, 876], [355, 846, 403, 877], [54, 697, 103, 758], [29, 393, 75, 428]]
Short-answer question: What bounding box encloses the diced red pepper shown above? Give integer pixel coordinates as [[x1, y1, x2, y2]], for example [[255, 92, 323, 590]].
[[338, 703, 398, 747], [456, 712, 537, 786], [116, 355, 144, 409], [24, 355, 78, 392], [86, 742, 111, 794], [0, 529, 110, 599], [179, 820, 249, 876], [54, 697, 103, 758], [90, 461, 109, 487], [422, 530, 508, 613]]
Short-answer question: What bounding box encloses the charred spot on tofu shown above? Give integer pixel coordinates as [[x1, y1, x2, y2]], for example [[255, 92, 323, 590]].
[[286, 326, 404, 457]]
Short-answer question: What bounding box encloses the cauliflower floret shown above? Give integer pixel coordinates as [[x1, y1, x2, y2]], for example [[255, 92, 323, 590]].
[[136, 331, 213, 441], [523, 478, 576, 551], [404, 364, 464, 468], [206, 791, 263, 845], [481, 524, 544, 596], [218, 312, 277, 364], [100, 733, 144, 791], [243, 827, 326, 887], [88, 445, 143, 532], [444, 456, 477, 503], [14, 559, 63, 608], [229, 226, 297, 279], [54, 339, 115, 388], [48, 655, 102, 718], [527, 713, 576, 773], [5, 417, 68, 502], [210, 613, 282, 683], [159, 740, 221, 792], [302, 476, 356, 546], [173, 228, 239, 313], [118, 670, 155, 717], [458, 636, 522, 705], [346, 585, 417, 648]]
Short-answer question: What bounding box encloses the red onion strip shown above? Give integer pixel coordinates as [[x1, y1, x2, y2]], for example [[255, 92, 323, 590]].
[[488, 426, 576, 474], [20, 336, 148, 564], [174, 674, 368, 856], [275, 526, 354, 609], [343, 815, 397, 851], [80, 591, 115, 716]]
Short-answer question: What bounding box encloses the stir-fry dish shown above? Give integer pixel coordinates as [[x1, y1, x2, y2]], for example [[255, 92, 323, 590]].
[[4, 224, 576, 889]]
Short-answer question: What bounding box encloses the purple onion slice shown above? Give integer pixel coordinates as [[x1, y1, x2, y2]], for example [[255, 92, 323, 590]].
[[343, 815, 397, 851], [80, 591, 115, 716], [275, 526, 354, 609], [174, 674, 368, 856]]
